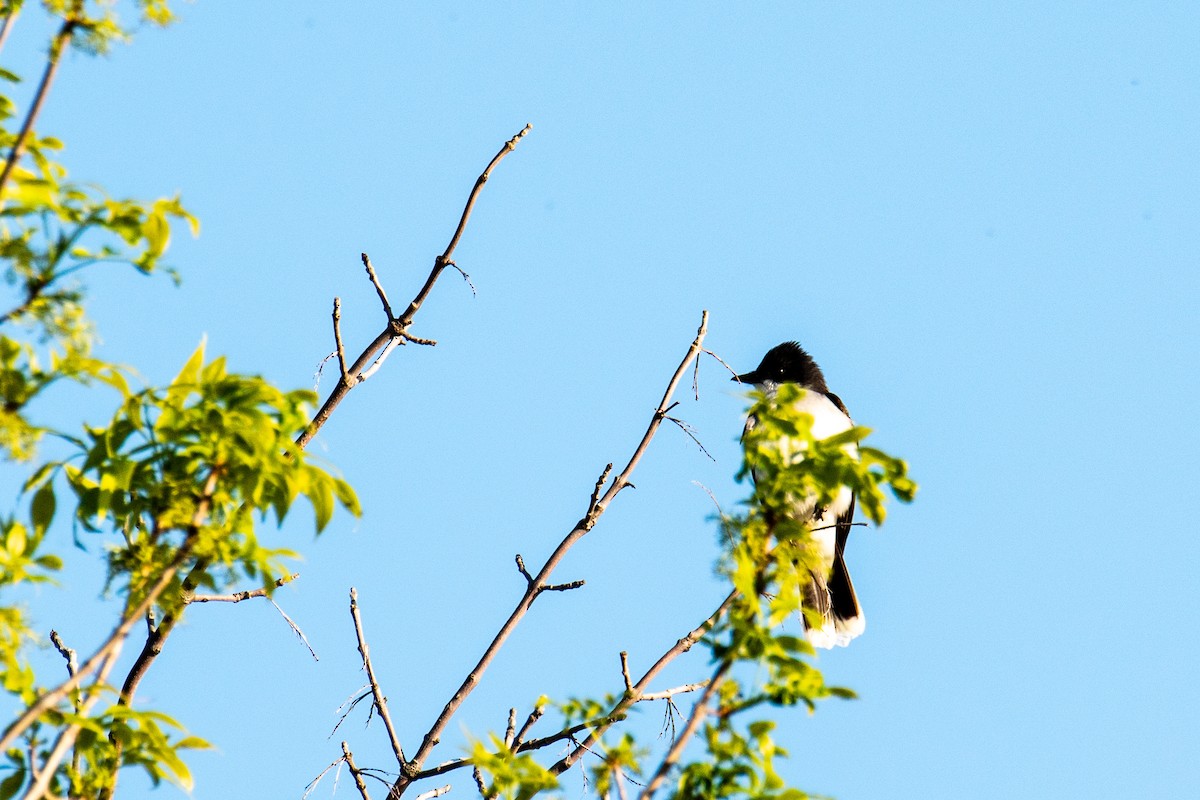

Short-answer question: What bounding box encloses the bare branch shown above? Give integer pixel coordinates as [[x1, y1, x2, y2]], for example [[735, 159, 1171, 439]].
[[472, 766, 487, 798], [390, 312, 710, 797], [503, 707, 517, 749], [438, 124, 533, 269], [350, 588, 407, 768], [541, 579, 585, 593], [333, 299, 351, 382], [620, 651, 633, 693], [298, 125, 532, 450], [514, 554, 534, 586], [415, 785, 452, 800], [638, 662, 732, 799], [191, 573, 299, 603], [638, 681, 710, 702], [357, 337, 400, 382], [586, 464, 614, 520], [49, 630, 76, 678], [400, 331, 438, 346], [362, 253, 395, 321], [343, 741, 373, 800], [304, 754, 347, 800], [512, 701, 545, 750]]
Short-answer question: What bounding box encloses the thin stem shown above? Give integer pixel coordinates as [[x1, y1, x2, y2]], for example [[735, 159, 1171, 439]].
[[343, 741, 373, 800], [637, 661, 733, 799], [297, 124, 532, 450], [349, 589, 407, 768]]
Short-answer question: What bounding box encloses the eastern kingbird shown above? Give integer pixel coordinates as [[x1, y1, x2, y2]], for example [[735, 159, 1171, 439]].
[[733, 341, 864, 648]]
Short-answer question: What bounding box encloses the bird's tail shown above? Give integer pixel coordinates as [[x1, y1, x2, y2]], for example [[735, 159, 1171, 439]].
[[803, 551, 865, 649]]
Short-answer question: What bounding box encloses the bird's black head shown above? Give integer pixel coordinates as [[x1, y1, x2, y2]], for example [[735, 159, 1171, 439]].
[[732, 341, 828, 392]]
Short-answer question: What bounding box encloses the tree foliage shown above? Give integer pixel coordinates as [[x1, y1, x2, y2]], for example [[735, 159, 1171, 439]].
[[0, 4, 916, 799], [0, 3, 358, 797]]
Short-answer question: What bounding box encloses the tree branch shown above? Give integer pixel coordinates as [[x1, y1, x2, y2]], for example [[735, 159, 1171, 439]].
[[361, 253, 394, 322], [550, 586, 737, 775], [637, 661, 732, 799], [389, 311, 710, 797], [333, 298, 350, 382], [297, 124, 532, 449], [190, 573, 298, 603], [350, 588, 407, 769], [343, 741, 373, 800]]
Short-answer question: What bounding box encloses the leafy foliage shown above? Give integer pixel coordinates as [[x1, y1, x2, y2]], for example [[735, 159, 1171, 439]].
[[0, 4, 363, 797]]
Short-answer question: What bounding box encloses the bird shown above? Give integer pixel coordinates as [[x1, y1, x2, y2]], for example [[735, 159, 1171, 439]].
[[733, 341, 864, 648]]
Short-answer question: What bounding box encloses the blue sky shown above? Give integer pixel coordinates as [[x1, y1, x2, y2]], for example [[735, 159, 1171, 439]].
[[3, 1, 1199, 798]]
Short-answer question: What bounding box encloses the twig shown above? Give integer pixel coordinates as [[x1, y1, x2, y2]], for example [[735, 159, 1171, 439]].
[[514, 554, 534, 585], [362, 253, 395, 321], [472, 766, 487, 798], [269, 599, 319, 661], [445, 259, 476, 295], [503, 708, 517, 749], [400, 331, 437, 346], [701, 348, 739, 380], [333, 299, 351, 382], [390, 311, 710, 797], [665, 415, 714, 462], [350, 588, 407, 768], [541, 579, 585, 592], [587, 464, 613, 519], [512, 701, 545, 750], [304, 754, 346, 800], [550, 585, 737, 775], [415, 786, 451, 800], [343, 741, 373, 800], [298, 125, 532, 449], [330, 687, 372, 738], [638, 662, 732, 799], [49, 630, 76, 677], [190, 572, 298, 603], [620, 652, 633, 693], [638, 681, 709, 702]]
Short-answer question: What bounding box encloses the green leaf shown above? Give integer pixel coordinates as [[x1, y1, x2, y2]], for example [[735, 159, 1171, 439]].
[[31, 481, 56, 535], [0, 767, 26, 800]]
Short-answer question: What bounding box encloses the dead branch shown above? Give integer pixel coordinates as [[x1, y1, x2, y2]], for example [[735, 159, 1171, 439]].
[[350, 588, 407, 769]]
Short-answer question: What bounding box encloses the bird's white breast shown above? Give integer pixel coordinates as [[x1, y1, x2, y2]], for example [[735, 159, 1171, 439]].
[[748, 383, 856, 563]]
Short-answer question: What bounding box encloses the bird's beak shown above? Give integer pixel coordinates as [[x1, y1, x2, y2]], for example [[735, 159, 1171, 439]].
[[732, 370, 758, 384]]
